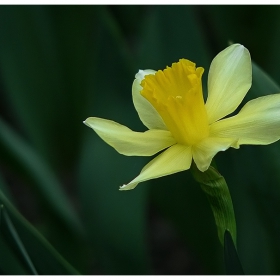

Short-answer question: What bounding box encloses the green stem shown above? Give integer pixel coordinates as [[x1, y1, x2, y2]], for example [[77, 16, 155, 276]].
[[190, 162, 237, 247]]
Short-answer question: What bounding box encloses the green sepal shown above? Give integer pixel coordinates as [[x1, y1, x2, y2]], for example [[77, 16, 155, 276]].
[[191, 163, 236, 247]]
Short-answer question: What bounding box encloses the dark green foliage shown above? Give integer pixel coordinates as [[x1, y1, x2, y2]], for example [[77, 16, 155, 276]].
[[224, 230, 244, 275], [0, 5, 280, 275]]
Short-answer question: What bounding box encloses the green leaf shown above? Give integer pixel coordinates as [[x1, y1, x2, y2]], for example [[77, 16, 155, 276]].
[[137, 6, 223, 274], [0, 6, 96, 172], [0, 206, 38, 275], [137, 6, 211, 70], [77, 6, 150, 274], [0, 189, 80, 274], [0, 117, 82, 235], [0, 233, 29, 275], [149, 171, 223, 274], [0, 6, 99, 272], [247, 61, 280, 273], [249, 61, 280, 98], [78, 135, 150, 274], [216, 61, 280, 274], [95, 6, 136, 73], [191, 163, 236, 247], [0, 171, 14, 203], [224, 230, 244, 275]]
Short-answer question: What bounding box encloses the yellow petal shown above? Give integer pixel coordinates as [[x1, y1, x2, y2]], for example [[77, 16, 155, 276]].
[[119, 144, 192, 190], [132, 70, 167, 130], [84, 117, 176, 156], [210, 93, 280, 145], [192, 137, 239, 172], [205, 44, 252, 124]]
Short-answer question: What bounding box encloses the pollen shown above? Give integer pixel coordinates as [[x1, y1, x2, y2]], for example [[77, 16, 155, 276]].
[[141, 59, 209, 146]]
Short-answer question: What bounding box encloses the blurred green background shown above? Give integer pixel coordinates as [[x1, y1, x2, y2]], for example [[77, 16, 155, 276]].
[[0, 5, 280, 275]]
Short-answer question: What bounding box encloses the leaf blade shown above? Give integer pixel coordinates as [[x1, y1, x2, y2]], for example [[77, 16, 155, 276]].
[[224, 230, 244, 275], [0, 188, 80, 275]]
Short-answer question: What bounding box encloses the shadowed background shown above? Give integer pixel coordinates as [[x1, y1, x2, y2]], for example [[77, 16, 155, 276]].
[[0, 5, 280, 275]]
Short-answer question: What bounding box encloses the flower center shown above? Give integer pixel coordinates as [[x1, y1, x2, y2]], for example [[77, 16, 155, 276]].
[[141, 59, 209, 146]]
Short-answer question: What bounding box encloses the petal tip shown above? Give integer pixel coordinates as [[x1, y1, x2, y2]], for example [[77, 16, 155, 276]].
[[83, 117, 99, 127], [119, 184, 132, 191], [83, 119, 91, 127], [227, 43, 249, 57], [230, 42, 244, 49], [197, 164, 209, 172], [135, 69, 156, 81]]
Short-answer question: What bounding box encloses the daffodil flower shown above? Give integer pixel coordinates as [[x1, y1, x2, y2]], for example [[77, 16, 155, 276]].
[[84, 43, 280, 191]]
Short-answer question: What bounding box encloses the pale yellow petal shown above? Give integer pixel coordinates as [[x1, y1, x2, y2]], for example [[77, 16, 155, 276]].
[[132, 70, 167, 130], [120, 144, 192, 190], [205, 44, 252, 124], [210, 94, 280, 145], [84, 117, 176, 156], [192, 137, 239, 172]]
